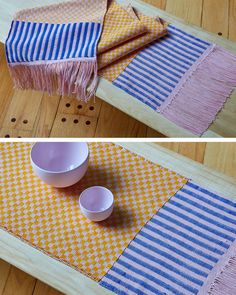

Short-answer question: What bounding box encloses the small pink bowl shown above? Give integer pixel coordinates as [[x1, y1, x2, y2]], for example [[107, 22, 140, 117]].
[[79, 186, 114, 222]]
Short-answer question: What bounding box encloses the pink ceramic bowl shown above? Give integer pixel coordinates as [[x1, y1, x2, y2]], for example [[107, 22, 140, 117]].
[[79, 186, 114, 222], [31, 142, 89, 188]]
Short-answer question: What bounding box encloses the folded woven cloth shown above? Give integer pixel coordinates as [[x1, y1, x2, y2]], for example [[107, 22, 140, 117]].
[[5, 0, 108, 102], [5, 0, 167, 101], [98, 1, 168, 70], [98, 1, 147, 56], [99, 8, 168, 80]]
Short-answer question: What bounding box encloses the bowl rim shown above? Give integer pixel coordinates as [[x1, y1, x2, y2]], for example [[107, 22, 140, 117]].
[[30, 142, 89, 174], [79, 186, 114, 214]]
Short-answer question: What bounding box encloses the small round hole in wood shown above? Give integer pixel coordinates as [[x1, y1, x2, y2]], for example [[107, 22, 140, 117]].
[[23, 120, 28, 124], [11, 118, 16, 123], [61, 118, 66, 122], [218, 32, 222, 36], [74, 119, 79, 124], [86, 120, 91, 125], [77, 105, 83, 109], [66, 103, 71, 108], [89, 106, 94, 111], [18, 136, 22, 138], [5, 134, 10, 138]]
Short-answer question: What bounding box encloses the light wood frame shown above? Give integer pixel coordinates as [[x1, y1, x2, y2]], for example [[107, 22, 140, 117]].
[[1, 143, 236, 295], [0, 0, 236, 138]]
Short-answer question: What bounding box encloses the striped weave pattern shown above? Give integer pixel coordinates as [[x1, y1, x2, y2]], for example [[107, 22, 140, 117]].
[[113, 25, 211, 110], [4, 0, 107, 101], [100, 181, 236, 295], [6, 21, 102, 64]]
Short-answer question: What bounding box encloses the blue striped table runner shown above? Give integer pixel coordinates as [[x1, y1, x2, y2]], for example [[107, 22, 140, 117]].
[[113, 24, 236, 136], [113, 25, 211, 111], [100, 181, 236, 295]]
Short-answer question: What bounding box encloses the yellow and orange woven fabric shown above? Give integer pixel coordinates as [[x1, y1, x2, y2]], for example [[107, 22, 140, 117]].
[[0, 143, 187, 280], [98, 1, 168, 78], [98, 2, 146, 56]]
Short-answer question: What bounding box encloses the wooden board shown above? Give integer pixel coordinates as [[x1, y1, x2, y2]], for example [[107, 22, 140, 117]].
[[1, 143, 236, 295], [1, 141, 236, 294], [0, 0, 236, 138]]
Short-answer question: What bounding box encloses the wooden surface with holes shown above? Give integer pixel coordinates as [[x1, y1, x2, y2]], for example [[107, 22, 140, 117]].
[[0, 0, 236, 138], [1, 142, 236, 295]]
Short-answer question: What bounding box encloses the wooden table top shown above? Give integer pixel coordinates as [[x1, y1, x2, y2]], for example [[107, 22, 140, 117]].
[[0, 0, 236, 138], [1, 142, 236, 295]]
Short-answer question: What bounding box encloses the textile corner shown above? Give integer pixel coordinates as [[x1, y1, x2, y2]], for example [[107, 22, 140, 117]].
[[5, 0, 107, 102]]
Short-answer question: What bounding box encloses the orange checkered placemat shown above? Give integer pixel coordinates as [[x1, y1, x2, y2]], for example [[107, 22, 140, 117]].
[[0, 143, 187, 280]]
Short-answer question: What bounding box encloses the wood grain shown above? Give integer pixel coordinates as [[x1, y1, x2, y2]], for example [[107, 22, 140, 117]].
[[166, 0, 203, 25], [2, 267, 36, 295], [0, 0, 235, 137], [157, 142, 207, 162], [95, 103, 148, 137], [33, 281, 64, 295], [204, 143, 236, 179], [229, 0, 236, 41], [0, 44, 14, 128], [0, 260, 11, 294], [157, 142, 236, 180], [202, 0, 229, 37], [32, 94, 61, 138], [2, 90, 43, 132]]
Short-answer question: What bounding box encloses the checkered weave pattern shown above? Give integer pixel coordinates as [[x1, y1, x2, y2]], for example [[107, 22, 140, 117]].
[[14, 0, 107, 24], [98, 1, 146, 55], [98, 1, 148, 69], [99, 9, 168, 80], [0, 143, 187, 280]]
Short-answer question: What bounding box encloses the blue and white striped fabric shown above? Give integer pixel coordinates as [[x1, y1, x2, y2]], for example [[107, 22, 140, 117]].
[[5, 20, 102, 64], [113, 25, 211, 111], [100, 181, 236, 295]]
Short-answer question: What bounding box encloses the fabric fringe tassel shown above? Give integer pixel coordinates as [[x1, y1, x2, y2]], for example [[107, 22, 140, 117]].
[[8, 59, 98, 102], [207, 257, 236, 295], [161, 45, 236, 136], [199, 239, 236, 295]]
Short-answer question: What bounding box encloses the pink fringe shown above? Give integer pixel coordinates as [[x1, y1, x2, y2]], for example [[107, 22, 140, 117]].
[[161, 45, 236, 136], [8, 59, 98, 102], [199, 239, 236, 295]]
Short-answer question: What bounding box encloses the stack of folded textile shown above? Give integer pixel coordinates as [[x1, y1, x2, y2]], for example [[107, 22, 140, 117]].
[[98, 1, 168, 73], [5, 0, 167, 101], [5, 0, 236, 135]]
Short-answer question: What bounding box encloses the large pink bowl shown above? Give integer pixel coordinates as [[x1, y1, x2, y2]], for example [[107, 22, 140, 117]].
[[30, 142, 89, 188]]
